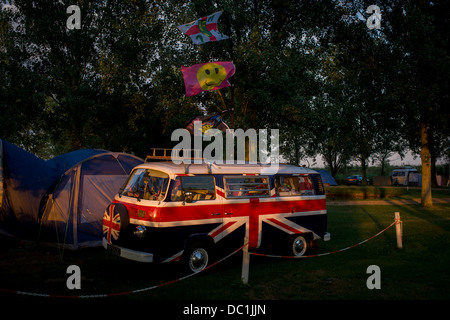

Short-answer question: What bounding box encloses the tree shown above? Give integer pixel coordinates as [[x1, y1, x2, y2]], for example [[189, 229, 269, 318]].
[[2, 0, 447, 195], [381, 0, 450, 207], [159, 0, 338, 161], [0, 3, 49, 154], [1, 1, 169, 157], [309, 91, 355, 178]]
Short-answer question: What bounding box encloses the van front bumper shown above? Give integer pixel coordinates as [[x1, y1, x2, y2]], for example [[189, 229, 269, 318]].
[[102, 238, 153, 263]]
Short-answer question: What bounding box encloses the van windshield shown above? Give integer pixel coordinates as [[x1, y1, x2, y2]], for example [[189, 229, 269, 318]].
[[121, 168, 169, 201]]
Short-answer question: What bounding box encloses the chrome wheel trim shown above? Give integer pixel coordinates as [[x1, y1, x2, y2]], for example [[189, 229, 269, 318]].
[[188, 248, 209, 273], [292, 236, 307, 256]]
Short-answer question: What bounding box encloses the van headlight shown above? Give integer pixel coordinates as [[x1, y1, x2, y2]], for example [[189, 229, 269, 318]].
[[134, 226, 147, 239]]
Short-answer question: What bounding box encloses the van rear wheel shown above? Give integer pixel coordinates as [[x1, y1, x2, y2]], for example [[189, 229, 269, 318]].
[[182, 243, 210, 274]]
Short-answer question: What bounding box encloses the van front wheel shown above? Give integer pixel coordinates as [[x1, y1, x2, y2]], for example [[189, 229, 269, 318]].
[[183, 244, 210, 273], [288, 235, 317, 257]]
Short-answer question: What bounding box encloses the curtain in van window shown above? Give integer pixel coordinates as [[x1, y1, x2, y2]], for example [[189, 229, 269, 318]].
[[275, 175, 316, 196], [171, 176, 216, 201], [224, 176, 270, 198]]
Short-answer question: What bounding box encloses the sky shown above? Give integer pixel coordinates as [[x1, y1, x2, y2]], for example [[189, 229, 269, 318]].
[[304, 151, 423, 169]]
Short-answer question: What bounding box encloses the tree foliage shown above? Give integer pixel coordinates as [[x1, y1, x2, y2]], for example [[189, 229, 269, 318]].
[[1, 0, 449, 205]]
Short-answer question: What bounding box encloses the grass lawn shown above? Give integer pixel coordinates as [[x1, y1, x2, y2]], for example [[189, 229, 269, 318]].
[[1, 203, 449, 302], [326, 185, 450, 200]]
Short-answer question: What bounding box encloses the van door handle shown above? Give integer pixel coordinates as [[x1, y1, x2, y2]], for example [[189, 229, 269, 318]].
[[224, 212, 233, 216], [211, 213, 221, 216]]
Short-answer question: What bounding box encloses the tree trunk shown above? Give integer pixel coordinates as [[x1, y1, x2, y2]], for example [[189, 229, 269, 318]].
[[380, 153, 388, 176], [428, 126, 438, 188], [420, 122, 433, 207], [361, 155, 368, 185]]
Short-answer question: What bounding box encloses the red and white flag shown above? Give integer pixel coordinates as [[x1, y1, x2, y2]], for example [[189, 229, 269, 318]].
[[181, 61, 235, 97], [177, 11, 229, 45]]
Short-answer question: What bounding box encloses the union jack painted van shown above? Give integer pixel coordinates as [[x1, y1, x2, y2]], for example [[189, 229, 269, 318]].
[[102, 161, 330, 273]]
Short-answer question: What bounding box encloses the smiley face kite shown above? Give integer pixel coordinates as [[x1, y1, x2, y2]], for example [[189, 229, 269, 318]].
[[197, 63, 227, 90], [181, 61, 235, 97]]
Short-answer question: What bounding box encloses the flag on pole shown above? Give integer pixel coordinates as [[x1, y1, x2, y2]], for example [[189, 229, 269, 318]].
[[185, 111, 230, 134], [177, 11, 229, 45], [181, 61, 235, 97]]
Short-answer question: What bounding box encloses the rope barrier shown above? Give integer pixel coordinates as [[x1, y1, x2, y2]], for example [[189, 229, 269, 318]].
[[0, 242, 248, 299], [249, 221, 396, 259], [1, 214, 402, 297]]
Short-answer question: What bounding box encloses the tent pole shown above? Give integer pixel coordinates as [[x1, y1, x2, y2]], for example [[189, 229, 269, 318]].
[[71, 167, 82, 250]]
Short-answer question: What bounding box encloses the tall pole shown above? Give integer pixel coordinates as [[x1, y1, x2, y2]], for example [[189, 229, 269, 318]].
[[223, 10, 235, 129], [241, 237, 250, 284]]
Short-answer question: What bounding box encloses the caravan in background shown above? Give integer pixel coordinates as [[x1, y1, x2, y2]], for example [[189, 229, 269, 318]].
[[391, 167, 419, 186]]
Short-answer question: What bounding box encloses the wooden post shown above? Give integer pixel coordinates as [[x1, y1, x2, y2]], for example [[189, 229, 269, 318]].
[[395, 212, 403, 249], [241, 237, 250, 284]]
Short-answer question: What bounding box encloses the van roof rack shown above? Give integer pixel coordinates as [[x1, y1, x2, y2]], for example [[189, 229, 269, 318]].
[[145, 148, 204, 162], [146, 148, 211, 174]]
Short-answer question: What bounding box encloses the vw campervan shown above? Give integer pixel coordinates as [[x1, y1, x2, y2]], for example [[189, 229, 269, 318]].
[[103, 161, 330, 273]]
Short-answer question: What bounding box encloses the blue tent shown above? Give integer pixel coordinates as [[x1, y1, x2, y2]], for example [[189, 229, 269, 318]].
[[317, 169, 338, 186], [0, 140, 60, 238], [0, 139, 143, 249], [46, 148, 106, 175]]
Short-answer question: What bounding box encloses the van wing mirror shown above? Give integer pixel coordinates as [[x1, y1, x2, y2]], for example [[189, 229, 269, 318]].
[[183, 191, 194, 204]]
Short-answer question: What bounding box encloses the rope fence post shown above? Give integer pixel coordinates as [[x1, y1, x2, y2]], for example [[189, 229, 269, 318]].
[[241, 237, 250, 285], [2, 218, 402, 297], [395, 212, 403, 249]]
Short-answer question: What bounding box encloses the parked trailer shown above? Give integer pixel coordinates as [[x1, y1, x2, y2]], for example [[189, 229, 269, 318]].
[[391, 167, 419, 186]]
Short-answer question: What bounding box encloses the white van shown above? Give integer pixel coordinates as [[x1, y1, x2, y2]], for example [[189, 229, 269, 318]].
[[391, 167, 418, 186], [103, 161, 330, 273]]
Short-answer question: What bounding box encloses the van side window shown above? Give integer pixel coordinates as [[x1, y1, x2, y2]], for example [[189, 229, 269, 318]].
[[275, 175, 316, 196], [170, 175, 216, 201], [224, 176, 270, 198]]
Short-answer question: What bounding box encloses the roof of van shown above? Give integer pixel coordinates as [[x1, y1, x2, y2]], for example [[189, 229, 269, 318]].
[[135, 161, 318, 175]]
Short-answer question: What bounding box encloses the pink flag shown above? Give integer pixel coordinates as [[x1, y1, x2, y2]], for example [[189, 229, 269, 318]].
[[181, 61, 235, 97]]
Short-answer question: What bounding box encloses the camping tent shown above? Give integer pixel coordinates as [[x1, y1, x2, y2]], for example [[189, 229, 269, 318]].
[[38, 151, 143, 249], [317, 169, 338, 186], [0, 139, 143, 249], [0, 139, 61, 239]]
